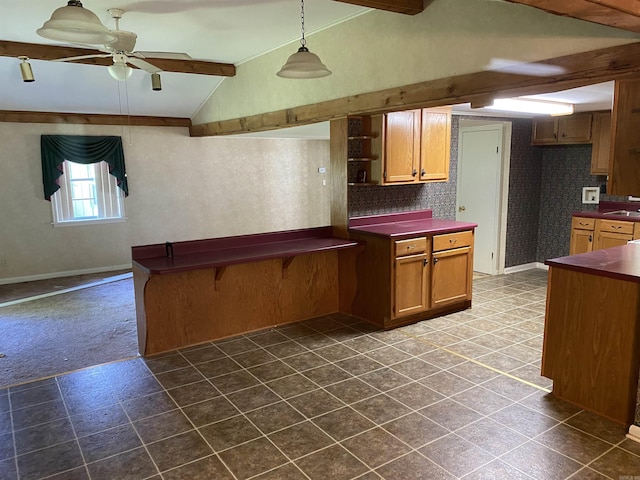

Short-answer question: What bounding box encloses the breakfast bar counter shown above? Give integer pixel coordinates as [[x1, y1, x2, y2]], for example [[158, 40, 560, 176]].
[[132, 227, 359, 355]]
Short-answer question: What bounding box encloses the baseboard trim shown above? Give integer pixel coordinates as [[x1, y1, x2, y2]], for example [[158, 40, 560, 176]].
[[627, 425, 640, 444], [503, 262, 548, 274], [0, 264, 132, 286]]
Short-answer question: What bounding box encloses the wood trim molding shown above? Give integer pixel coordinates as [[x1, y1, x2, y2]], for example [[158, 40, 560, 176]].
[[332, 0, 426, 15], [505, 0, 640, 33], [0, 110, 191, 127], [0, 40, 236, 77], [190, 41, 640, 137]]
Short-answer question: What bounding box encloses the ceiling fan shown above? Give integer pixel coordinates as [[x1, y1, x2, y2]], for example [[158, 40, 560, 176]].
[[1, 1, 235, 82], [52, 8, 193, 84]]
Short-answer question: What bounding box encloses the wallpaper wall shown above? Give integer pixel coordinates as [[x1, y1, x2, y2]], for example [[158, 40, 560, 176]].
[[0, 123, 331, 282], [535, 145, 625, 262]]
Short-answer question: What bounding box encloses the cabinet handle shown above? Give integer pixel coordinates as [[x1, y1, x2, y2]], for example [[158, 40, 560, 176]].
[[612, 225, 622, 229], [423, 258, 428, 266], [406, 245, 416, 250], [412, 169, 417, 177], [449, 239, 458, 245], [421, 168, 426, 176], [589, 235, 592, 242], [433, 257, 439, 264]]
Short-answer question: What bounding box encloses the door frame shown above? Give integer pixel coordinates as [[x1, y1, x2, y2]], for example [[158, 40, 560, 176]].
[[456, 119, 512, 275]]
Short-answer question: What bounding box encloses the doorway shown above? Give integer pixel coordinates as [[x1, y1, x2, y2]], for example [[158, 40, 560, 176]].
[[456, 120, 511, 275]]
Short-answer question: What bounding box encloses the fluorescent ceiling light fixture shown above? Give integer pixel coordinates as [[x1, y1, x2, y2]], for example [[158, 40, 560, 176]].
[[37, 0, 116, 45], [485, 98, 574, 116]]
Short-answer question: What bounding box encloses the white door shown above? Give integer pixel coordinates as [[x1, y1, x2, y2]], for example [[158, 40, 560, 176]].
[[456, 123, 507, 275]]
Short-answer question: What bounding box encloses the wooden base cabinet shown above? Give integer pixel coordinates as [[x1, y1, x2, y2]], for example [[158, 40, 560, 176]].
[[569, 217, 595, 255], [348, 229, 473, 328], [394, 237, 429, 318], [431, 231, 474, 308]]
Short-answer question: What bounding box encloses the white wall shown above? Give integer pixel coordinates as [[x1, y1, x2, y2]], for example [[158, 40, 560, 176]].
[[193, 0, 639, 125], [0, 123, 331, 281]]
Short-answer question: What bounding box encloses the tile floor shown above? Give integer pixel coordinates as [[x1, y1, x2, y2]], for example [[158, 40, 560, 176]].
[[2, 269, 640, 479]]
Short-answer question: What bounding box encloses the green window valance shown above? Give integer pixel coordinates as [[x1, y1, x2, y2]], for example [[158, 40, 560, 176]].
[[41, 135, 128, 201]]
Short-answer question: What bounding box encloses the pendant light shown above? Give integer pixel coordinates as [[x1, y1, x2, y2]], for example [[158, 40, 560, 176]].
[[19, 57, 35, 82], [277, 0, 331, 79], [37, 1, 116, 45]]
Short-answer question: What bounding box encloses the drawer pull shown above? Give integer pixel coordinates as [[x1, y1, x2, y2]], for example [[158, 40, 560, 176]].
[[406, 245, 416, 250], [612, 225, 622, 229], [450, 239, 458, 244], [579, 222, 589, 226]]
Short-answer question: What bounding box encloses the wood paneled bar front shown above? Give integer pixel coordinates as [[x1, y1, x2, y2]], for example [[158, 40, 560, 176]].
[[132, 227, 359, 355]]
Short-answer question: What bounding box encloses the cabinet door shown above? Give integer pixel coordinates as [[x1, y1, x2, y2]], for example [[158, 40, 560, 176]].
[[393, 253, 428, 318], [420, 107, 451, 182], [569, 228, 594, 255], [384, 110, 421, 184], [595, 231, 633, 250], [558, 114, 592, 143], [609, 78, 640, 196], [431, 246, 472, 309], [531, 118, 557, 144], [590, 112, 611, 175]]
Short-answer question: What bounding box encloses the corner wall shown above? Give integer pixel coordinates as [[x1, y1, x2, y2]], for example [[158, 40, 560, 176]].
[[0, 123, 330, 281]]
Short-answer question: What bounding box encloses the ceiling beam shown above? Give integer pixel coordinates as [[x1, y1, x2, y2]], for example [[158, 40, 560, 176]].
[[332, 0, 426, 15], [190, 41, 640, 137], [504, 0, 640, 33], [0, 41, 236, 77], [0, 110, 191, 127]]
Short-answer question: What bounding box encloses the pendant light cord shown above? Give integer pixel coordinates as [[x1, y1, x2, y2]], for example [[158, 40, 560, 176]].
[[300, 0, 306, 48]]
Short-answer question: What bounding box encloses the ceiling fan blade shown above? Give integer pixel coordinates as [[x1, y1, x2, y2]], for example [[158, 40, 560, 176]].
[[134, 51, 192, 60], [126, 56, 161, 74], [53, 53, 111, 62], [0, 40, 236, 77]]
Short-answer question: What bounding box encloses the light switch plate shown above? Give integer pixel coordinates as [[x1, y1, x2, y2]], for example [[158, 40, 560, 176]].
[[582, 186, 599, 204]]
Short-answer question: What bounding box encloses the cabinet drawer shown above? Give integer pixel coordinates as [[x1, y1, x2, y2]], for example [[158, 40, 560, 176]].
[[433, 231, 473, 252], [395, 237, 427, 257], [571, 217, 595, 230], [597, 219, 634, 235]]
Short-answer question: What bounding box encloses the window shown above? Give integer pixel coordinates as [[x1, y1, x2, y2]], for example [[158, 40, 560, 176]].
[[51, 160, 125, 226]]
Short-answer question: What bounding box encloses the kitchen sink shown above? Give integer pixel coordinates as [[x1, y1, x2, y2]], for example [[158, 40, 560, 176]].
[[602, 210, 640, 218]]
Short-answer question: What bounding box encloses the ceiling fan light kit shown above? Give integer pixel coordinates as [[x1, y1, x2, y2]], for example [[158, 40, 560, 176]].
[[107, 57, 133, 81], [37, 0, 117, 45], [19, 56, 35, 82], [277, 0, 331, 79]]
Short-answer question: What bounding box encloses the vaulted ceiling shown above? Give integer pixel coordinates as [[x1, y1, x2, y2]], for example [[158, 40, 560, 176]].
[[0, 0, 636, 128]]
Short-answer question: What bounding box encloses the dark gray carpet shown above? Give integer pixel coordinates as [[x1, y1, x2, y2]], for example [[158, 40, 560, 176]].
[[0, 279, 138, 388]]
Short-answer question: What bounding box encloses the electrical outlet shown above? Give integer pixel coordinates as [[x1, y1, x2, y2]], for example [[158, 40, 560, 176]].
[[0, 258, 7, 268]]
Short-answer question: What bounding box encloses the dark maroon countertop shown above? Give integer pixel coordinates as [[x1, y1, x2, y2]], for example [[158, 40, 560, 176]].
[[573, 201, 640, 222], [545, 243, 640, 283], [132, 227, 359, 275], [349, 210, 477, 238]]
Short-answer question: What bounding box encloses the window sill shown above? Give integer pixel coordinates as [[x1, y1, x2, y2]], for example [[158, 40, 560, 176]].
[[52, 217, 127, 228]]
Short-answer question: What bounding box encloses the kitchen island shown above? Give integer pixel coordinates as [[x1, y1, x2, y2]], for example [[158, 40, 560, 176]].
[[542, 243, 640, 425], [132, 227, 359, 355], [347, 210, 477, 329]]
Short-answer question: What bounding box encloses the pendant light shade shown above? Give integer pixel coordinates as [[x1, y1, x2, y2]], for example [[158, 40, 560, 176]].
[[277, 46, 331, 79], [277, 0, 331, 79], [37, 0, 116, 45]]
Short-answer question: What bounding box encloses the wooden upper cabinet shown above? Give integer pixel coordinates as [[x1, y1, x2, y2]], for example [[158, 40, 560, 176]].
[[609, 78, 640, 196], [420, 107, 452, 182], [590, 112, 611, 175], [371, 107, 452, 185], [532, 118, 557, 144], [531, 113, 592, 145], [384, 110, 421, 183]]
